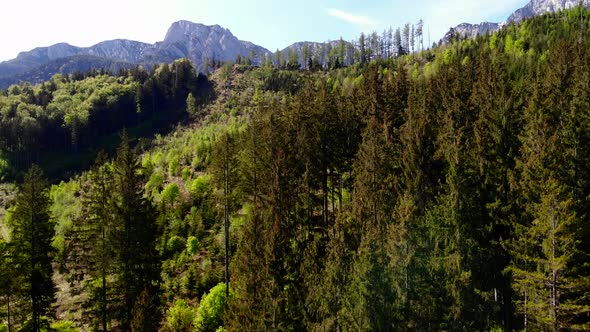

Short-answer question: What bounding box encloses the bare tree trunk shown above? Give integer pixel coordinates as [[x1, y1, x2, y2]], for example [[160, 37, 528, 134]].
[[323, 168, 328, 226], [7, 292, 11, 332], [551, 211, 557, 331], [339, 174, 343, 211], [102, 226, 108, 332], [224, 152, 230, 299], [331, 172, 336, 221]]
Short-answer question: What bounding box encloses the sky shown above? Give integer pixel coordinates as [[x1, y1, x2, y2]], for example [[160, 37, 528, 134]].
[[0, 0, 529, 62]]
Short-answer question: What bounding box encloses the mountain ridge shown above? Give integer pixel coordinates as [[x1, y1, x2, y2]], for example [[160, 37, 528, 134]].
[[0, 21, 272, 88]]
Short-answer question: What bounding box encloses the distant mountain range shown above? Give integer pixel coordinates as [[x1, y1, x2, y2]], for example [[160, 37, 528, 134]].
[[443, 0, 590, 43], [0, 21, 272, 88]]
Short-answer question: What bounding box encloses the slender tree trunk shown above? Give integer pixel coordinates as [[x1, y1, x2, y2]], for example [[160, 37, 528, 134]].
[[30, 196, 40, 332], [551, 211, 557, 331], [339, 174, 343, 211], [405, 242, 410, 324], [102, 273, 107, 332], [331, 173, 336, 221], [224, 154, 230, 299], [522, 174, 530, 332], [323, 168, 328, 225], [7, 292, 11, 332], [124, 222, 132, 331], [102, 227, 107, 332]]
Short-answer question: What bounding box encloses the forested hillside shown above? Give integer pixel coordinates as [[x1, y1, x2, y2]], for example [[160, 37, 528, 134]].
[[2, 6, 590, 331], [0, 58, 212, 181]]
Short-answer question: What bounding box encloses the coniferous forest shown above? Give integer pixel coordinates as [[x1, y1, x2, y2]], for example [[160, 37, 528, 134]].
[[2, 7, 590, 332]]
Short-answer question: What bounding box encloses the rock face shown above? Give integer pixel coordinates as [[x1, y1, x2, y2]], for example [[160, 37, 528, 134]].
[[443, 0, 590, 43], [443, 22, 501, 44], [0, 21, 272, 88], [149, 20, 271, 68], [507, 0, 590, 22], [86, 39, 151, 63]]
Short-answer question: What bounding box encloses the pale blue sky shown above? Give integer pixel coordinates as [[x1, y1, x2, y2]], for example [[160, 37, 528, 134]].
[[0, 0, 528, 62]]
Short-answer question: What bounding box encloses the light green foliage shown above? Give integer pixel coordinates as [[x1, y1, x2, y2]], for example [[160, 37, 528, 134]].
[[187, 236, 200, 255], [146, 170, 166, 196], [232, 204, 251, 229], [191, 175, 211, 200], [50, 180, 82, 254], [514, 37, 525, 56], [187, 92, 198, 117], [0, 183, 15, 241], [411, 63, 420, 79], [181, 167, 192, 181], [169, 156, 180, 176], [144, 123, 225, 194], [50, 320, 79, 332], [461, 55, 471, 67], [45, 75, 139, 149], [505, 34, 521, 56], [141, 154, 154, 171], [166, 299, 196, 332], [443, 48, 455, 64], [353, 74, 364, 87], [152, 151, 165, 167], [161, 183, 181, 204], [0, 156, 8, 181], [194, 283, 230, 332], [423, 62, 434, 79], [490, 33, 498, 50]]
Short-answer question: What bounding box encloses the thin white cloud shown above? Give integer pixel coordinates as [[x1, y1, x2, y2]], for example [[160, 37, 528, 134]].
[[327, 8, 378, 27]]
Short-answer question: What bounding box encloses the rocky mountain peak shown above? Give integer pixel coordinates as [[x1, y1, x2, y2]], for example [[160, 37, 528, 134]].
[[156, 20, 270, 69], [164, 21, 231, 44], [508, 0, 590, 22]]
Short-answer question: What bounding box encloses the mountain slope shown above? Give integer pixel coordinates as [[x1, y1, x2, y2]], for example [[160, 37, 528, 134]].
[[0, 55, 136, 89]]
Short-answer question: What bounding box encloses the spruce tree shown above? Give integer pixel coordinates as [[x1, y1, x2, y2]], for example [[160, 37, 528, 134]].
[[508, 179, 590, 330], [112, 131, 161, 331], [8, 165, 55, 332], [73, 152, 116, 331]]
